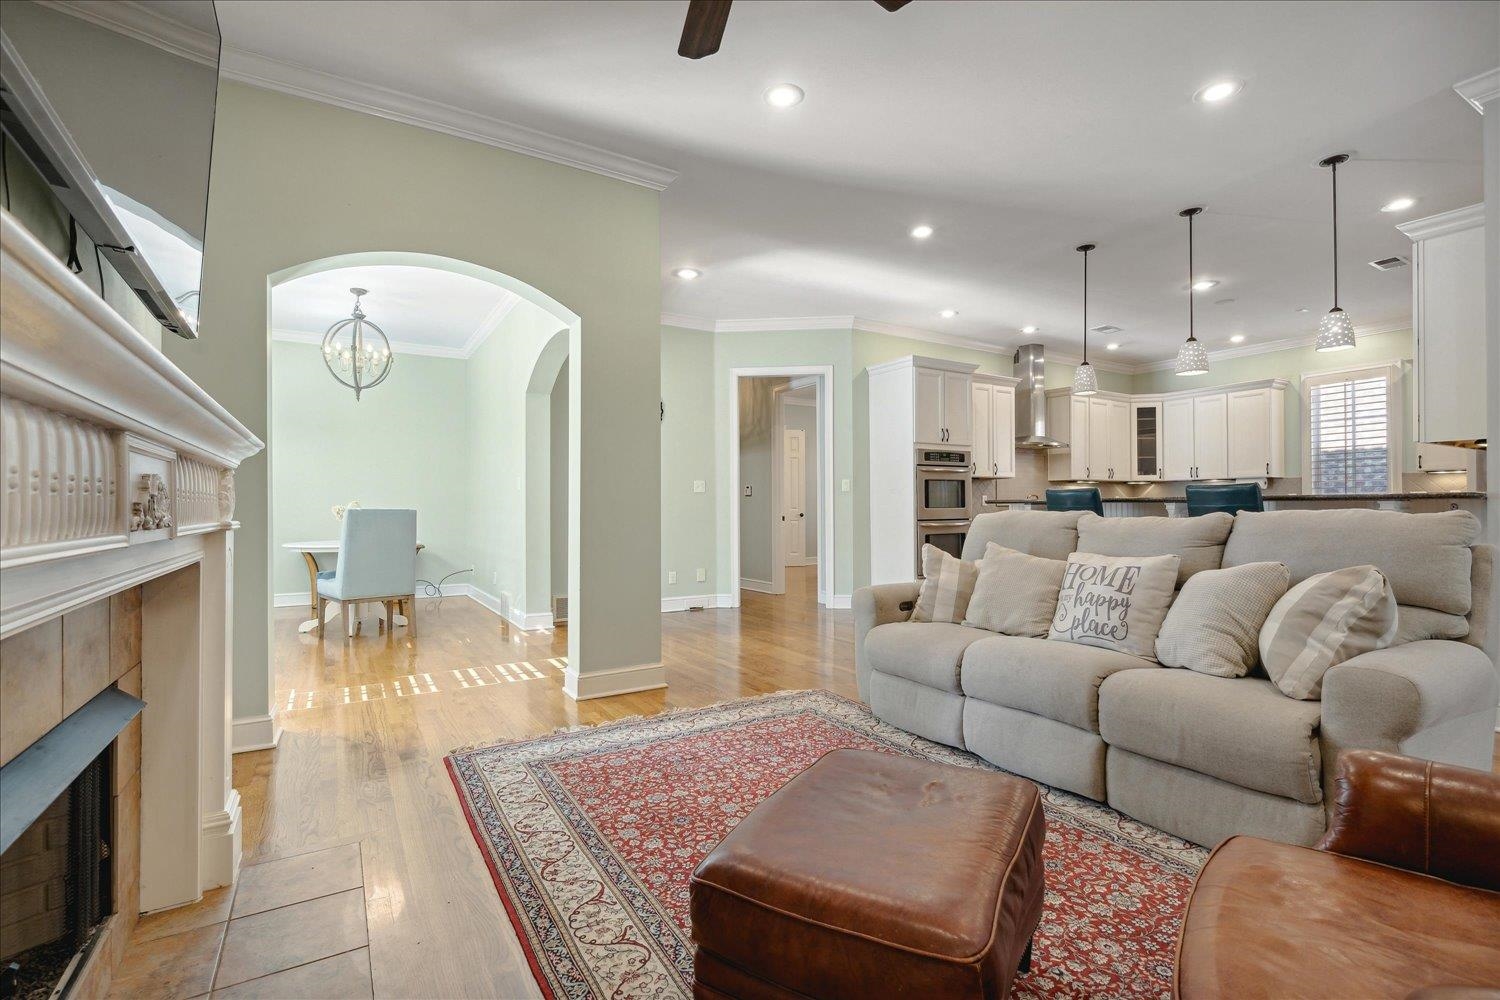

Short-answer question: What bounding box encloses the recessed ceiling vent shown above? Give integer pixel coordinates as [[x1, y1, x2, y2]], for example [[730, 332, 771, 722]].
[[1090, 324, 1122, 335], [1368, 255, 1408, 271]]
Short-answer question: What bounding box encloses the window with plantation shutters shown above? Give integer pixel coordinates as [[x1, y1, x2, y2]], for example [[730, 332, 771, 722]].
[[1303, 365, 1400, 495]]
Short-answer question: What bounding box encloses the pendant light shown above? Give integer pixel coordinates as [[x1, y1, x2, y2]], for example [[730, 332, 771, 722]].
[[322, 288, 394, 401], [1315, 153, 1356, 352], [1072, 243, 1099, 396], [1174, 207, 1210, 376]]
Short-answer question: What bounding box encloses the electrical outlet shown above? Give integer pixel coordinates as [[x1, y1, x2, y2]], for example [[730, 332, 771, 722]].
[[696, 568, 707, 582], [667, 570, 677, 584], [692, 480, 706, 493], [841, 478, 852, 493]]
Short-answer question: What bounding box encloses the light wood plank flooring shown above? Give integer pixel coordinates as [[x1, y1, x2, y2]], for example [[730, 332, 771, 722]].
[[112, 566, 1500, 998]]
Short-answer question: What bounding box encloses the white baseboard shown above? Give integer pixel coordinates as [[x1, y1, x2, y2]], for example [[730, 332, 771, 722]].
[[564, 661, 666, 701], [786, 556, 818, 567], [200, 789, 242, 889], [274, 591, 311, 608], [739, 577, 776, 594], [464, 585, 553, 631], [827, 594, 852, 609], [232, 713, 282, 753], [661, 593, 734, 613]]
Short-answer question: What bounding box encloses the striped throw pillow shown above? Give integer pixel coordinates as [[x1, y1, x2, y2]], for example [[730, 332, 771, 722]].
[[911, 544, 979, 624], [1259, 565, 1399, 700]]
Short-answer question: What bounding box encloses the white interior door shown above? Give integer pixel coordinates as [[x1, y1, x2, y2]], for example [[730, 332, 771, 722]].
[[782, 428, 807, 565]]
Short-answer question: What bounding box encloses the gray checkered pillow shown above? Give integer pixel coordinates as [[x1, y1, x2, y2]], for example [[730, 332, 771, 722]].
[[911, 545, 979, 623]]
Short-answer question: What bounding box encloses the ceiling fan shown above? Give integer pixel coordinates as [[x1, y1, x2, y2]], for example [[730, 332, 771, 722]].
[[678, 0, 912, 59]]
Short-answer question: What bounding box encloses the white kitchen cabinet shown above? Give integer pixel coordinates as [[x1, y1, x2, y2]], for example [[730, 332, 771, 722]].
[[1131, 398, 1163, 480], [1162, 397, 1196, 481], [970, 379, 1018, 478], [1047, 390, 1132, 481], [1398, 205, 1486, 447], [1193, 393, 1229, 480], [1087, 397, 1112, 480], [1407, 441, 1478, 477], [1226, 386, 1286, 479], [914, 366, 972, 446], [1107, 398, 1132, 481]]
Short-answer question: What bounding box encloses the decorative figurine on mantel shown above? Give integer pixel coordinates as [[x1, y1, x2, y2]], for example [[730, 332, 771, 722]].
[[131, 472, 172, 532]]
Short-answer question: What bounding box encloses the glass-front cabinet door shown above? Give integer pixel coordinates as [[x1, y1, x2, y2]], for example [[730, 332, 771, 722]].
[[1131, 398, 1163, 480]]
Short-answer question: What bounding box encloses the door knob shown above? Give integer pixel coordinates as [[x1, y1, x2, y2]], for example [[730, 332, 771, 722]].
[[799, 512, 805, 518]]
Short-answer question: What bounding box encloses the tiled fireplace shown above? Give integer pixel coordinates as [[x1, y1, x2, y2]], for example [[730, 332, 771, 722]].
[[0, 209, 263, 996]]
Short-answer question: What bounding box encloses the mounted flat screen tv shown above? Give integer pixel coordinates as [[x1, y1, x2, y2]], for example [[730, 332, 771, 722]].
[[0, 1, 220, 338]]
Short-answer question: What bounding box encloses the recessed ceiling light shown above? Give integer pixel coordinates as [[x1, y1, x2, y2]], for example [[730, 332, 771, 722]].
[[673, 267, 701, 280], [1191, 279, 1219, 291], [939, 309, 958, 319], [1020, 325, 1037, 334], [1296, 307, 1310, 313], [1105, 343, 1120, 351], [763, 84, 804, 108], [1194, 79, 1243, 104], [910, 224, 934, 239], [1380, 197, 1416, 213], [1230, 334, 1246, 344]]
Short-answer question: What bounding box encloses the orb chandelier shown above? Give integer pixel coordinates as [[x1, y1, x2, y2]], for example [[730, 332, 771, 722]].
[[322, 287, 393, 400]]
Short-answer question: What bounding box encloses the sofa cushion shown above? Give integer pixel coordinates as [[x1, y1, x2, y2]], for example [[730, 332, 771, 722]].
[[963, 543, 1066, 637], [1156, 562, 1291, 678], [1223, 509, 1479, 619], [911, 545, 979, 623], [864, 622, 992, 693], [1048, 552, 1180, 660], [962, 635, 1155, 732], [1077, 511, 1233, 586], [961, 510, 1083, 562], [1261, 566, 1398, 700], [1098, 670, 1324, 803]]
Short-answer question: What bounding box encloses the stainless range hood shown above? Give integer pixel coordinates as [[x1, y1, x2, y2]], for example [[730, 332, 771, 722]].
[[1013, 344, 1065, 449]]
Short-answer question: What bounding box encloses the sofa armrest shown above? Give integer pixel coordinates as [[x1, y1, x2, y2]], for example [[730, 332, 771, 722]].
[[1317, 750, 1500, 892], [853, 583, 921, 703], [1321, 640, 1498, 769]]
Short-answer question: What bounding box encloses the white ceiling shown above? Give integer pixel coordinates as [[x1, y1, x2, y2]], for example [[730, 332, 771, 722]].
[[168, 2, 1500, 362], [270, 265, 516, 357]]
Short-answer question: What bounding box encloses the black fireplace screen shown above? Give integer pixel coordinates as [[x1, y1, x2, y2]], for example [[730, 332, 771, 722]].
[[0, 751, 113, 1000]]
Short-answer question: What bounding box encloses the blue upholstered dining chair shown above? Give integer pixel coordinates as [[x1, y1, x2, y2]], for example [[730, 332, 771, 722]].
[[316, 508, 418, 638], [1045, 487, 1104, 515], [1185, 482, 1264, 517]]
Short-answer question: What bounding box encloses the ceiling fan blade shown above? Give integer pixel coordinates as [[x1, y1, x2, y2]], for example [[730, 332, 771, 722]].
[[872, 0, 912, 10], [679, 0, 733, 59]]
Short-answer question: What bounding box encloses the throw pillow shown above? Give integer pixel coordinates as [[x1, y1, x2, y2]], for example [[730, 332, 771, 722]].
[[1259, 565, 1399, 700], [911, 544, 979, 623], [1156, 562, 1291, 677], [1077, 511, 1234, 586], [1047, 552, 1181, 660], [963, 543, 1067, 637]]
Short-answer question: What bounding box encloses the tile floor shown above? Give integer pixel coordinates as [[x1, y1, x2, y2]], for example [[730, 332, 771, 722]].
[[107, 843, 373, 999]]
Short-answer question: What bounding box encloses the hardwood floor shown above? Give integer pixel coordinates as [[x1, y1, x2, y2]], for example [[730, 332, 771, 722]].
[[113, 566, 1500, 998], [121, 568, 848, 999]]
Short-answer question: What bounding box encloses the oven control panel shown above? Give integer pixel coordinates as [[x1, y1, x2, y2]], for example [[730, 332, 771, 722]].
[[917, 449, 969, 466]]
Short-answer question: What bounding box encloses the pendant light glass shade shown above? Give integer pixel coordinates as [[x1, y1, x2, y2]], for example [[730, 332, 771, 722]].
[[1316, 307, 1356, 351], [1174, 208, 1209, 376], [1315, 154, 1356, 353], [1072, 243, 1099, 396]]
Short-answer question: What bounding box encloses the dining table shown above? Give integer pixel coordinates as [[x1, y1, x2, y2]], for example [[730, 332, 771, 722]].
[[283, 539, 425, 634]]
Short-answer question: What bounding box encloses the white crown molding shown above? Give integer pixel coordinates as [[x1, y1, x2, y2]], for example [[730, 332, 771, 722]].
[[659, 312, 717, 332], [271, 328, 471, 360], [716, 315, 857, 333], [1396, 203, 1486, 241], [42, 1, 678, 192], [459, 294, 522, 357], [1454, 68, 1500, 113]]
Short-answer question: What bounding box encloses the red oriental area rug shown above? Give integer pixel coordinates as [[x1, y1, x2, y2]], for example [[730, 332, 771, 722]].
[[446, 690, 1206, 999]]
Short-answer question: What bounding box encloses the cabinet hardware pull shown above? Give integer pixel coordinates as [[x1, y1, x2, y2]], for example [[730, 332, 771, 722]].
[[1266, 462, 1270, 476], [993, 463, 998, 475]]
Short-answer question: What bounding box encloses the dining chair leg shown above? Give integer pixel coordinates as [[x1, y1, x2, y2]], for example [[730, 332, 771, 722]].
[[346, 601, 356, 639], [316, 597, 328, 637], [406, 595, 417, 637]]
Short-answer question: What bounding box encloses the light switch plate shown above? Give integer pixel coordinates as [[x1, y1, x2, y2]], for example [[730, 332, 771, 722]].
[[692, 480, 706, 493], [667, 571, 677, 584], [841, 479, 852, 492], [696, 568, 707, 582]]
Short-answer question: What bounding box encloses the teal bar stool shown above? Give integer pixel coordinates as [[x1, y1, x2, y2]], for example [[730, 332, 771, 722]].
[[1045, 488, 1104, 515], [1185, 483, 1264, 517], [316, 508, 418, 637]]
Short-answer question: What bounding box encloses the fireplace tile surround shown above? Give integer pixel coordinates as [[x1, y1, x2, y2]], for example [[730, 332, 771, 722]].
[[0, 208, 263, 996]]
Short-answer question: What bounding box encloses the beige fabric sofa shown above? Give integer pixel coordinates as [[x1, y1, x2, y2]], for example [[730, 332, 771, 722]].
[[853, 508, 1498, 847]]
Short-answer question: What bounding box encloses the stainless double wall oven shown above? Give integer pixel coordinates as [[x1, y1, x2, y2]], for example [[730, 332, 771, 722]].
[[914, 447, 971, 571]]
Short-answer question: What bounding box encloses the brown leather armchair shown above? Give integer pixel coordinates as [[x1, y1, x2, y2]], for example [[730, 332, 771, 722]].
[[1174, 750, 1500, 1000]]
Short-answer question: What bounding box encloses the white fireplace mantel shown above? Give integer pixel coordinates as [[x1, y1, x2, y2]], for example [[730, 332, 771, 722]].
[[1, 207, 264, 912]]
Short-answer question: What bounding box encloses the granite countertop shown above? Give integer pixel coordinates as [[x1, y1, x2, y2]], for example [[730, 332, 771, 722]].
[[985, 491, 1486, 504]]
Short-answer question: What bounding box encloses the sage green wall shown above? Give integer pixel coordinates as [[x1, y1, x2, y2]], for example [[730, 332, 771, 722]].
[[164, 82, 660, 727], [269, 341, 469, 595], [550, 360, 569, 601], [660, 326, 719, 599], [1130, 329, 1417, 477]]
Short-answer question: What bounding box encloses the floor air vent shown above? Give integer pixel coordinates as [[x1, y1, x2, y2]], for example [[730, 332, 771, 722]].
[[552, 595, 567, 623]]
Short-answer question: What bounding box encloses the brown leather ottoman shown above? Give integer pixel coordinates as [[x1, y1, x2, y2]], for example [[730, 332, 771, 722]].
[[690, 749, 1046, 999]]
